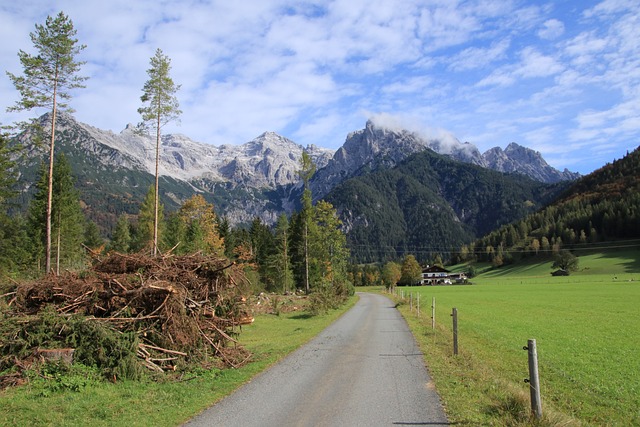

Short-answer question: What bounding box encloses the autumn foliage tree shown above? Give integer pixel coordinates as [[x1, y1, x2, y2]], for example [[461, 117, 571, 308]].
[[167, 195, 224, 256], [400, 255, 422, 286], [382, 261, 402, 290]]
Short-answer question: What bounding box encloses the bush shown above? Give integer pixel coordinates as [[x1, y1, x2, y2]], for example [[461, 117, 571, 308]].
[[0, 306, 142, 380], [308, 279, 353, 315]]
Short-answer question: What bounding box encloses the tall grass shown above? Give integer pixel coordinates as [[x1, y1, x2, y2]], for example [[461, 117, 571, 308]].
[[394, 251, 640, 425]]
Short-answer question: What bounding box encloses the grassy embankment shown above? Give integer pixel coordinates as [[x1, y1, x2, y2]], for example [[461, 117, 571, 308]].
[[0, 296, 357, 427], [390, 250, 640, 426]]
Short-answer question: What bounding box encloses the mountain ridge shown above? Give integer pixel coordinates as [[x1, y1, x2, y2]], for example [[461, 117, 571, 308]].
[[311, 119, 578, 200], [13, 113, 578, 232]]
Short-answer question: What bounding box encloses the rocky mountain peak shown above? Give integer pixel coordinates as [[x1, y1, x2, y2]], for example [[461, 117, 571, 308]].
[[481, 142, 580, 183]]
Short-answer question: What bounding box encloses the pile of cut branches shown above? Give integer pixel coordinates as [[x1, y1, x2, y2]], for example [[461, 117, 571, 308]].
[[0, 252, 254, 383]]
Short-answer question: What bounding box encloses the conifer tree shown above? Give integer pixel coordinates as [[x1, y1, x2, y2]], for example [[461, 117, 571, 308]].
[[134, 186, 164, 252], [7, 12, 87, 273], [269, 214, 294, 294], [310, 200, 349, 289], [0, 131, 18, 209], [0, 214, 30, 275], [51, 154, 85, 273], [137, 48, 181, 256], [84, 221, 103, 251], [27, 154, 85, 273], [176, 195, 224, 256], [110, 214, 132, 253], [0, 132, 29, 273]]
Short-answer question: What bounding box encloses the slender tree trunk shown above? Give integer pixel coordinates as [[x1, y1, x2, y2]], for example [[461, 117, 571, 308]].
[[46, 66, 59, 274], [283, 227, 288, 294], [56, 213, 61, 275], [153, 109, 160, 256]]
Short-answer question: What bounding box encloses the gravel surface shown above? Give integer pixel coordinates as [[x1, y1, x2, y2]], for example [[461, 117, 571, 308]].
[[184, 292, 449, 426]]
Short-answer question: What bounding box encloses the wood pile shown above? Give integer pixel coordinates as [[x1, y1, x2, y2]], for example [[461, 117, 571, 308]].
[[2, 252, 254, 376]]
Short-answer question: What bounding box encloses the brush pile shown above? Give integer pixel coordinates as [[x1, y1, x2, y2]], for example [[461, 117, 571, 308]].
[[0, 252, 254, 382]]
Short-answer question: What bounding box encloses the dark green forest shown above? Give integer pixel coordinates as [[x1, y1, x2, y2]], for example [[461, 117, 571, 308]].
[[324, 148, 566, 263], [461, 146, 640, 266]]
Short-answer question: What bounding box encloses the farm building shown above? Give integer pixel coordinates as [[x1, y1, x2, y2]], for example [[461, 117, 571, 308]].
[[421, 265, 467, 285]]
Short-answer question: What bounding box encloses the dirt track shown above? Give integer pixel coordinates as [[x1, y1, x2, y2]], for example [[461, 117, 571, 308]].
[[184, 292, 449, 427]]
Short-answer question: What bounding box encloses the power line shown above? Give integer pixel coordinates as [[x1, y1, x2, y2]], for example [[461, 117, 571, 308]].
[[346, 239, 640, 256]]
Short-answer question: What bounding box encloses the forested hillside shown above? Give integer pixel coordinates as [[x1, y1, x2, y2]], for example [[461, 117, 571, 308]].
[[324, 148, 566, 263], [464, 146, 640, 266]]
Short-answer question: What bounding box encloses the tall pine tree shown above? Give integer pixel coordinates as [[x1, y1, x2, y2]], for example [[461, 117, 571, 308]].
[[7, 11, 87, 273], [137, 48, 181, 256]]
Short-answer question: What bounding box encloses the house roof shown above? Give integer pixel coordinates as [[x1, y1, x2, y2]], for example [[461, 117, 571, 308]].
[[422, 265, 450, 273]]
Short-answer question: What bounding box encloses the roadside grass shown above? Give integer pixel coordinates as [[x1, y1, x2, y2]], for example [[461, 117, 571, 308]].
[[0, 296, 357, 427], [388, 250, 640, 426]]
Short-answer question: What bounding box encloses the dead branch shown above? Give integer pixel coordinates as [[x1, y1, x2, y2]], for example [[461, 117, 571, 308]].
[[139, 343, 188, 357]]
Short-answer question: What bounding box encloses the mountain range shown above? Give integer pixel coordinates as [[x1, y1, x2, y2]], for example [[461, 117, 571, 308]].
[[12, 113, 579, 256], [311, 120, 578, 199]]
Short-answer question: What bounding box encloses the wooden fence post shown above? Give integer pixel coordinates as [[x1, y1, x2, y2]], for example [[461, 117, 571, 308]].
[[524, 339, 542, 419], [431, 297, 435, 330], [451, 307, 458, 355]]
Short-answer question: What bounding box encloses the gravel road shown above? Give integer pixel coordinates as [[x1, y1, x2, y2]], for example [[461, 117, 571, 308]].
[[184, 292, 449, 426]]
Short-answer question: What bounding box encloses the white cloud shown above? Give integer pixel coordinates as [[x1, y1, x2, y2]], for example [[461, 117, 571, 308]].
[[516, 47, 564, 78], [448, 38, 510, 71], [538, 19, 565, 40], [1, 0, 639, 174]]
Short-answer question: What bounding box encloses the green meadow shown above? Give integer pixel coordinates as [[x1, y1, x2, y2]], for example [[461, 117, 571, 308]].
[[394, 250, 640, 426]]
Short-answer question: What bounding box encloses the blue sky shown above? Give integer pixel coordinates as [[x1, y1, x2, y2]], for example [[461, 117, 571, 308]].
[[1, 0, 639, 175]]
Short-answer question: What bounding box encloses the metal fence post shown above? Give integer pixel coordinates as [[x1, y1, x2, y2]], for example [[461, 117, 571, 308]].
[[524, 339, 542, 419]]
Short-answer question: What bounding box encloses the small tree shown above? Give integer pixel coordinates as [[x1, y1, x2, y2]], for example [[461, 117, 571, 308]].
[[137, 48, 181, 255], [84, 221, 104, 251], [133, 186, 164, 252], [382, 261, 402, 290], [552, 249, 579, 273], [310, 200, 350, 290], [400, 255, 422, 286], [7, 11, 87, 273], [176, 195, 224, 256], [109, 214, 132, 253], [268, 214, 294, 294], [466, 264, 477, 279]]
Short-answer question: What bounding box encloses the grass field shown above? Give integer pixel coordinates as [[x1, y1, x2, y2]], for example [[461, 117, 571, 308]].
[[392, 250, 640, 426], [0, 297, 357, 427]]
